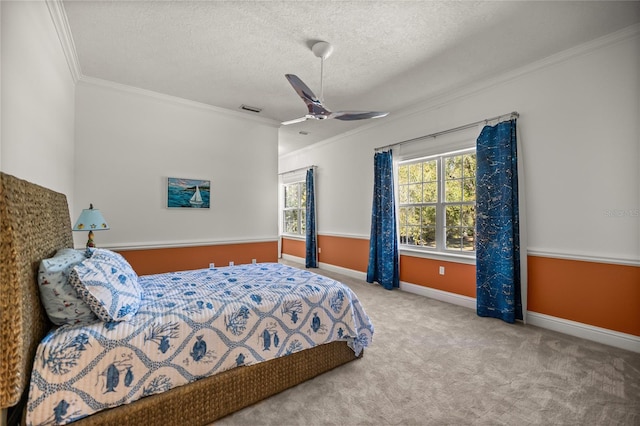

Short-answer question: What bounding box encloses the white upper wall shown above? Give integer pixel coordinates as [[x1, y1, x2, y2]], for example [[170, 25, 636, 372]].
[[280, 27, 640, 264], [74, 80, 279, 249], [1, 1, 76, 203], [1, 0, 280, 250]]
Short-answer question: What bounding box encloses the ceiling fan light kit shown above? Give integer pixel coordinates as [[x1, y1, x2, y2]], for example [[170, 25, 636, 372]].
[[282, 41, 389, 126]]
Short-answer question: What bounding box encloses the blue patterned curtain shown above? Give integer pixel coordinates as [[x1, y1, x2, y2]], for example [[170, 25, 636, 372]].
[[366, 150, 400, 290], [476, 119, 522, 323], [305, 168, 318, 268]]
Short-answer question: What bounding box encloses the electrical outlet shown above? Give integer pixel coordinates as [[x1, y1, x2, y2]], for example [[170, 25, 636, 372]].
[[252, 259, 257, 264], [318, 247, 322, 253], [229, 261, 234, 266], [209, 263, 215, 269], [439, 266, 445, 275]]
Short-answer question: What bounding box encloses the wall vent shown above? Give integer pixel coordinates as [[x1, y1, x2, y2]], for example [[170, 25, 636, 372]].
[[240, 104, 262, 113]]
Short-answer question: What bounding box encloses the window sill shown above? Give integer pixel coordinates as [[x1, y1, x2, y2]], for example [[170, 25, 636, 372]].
[[400, 247, 476, 265], [281, 234, 305, 241]]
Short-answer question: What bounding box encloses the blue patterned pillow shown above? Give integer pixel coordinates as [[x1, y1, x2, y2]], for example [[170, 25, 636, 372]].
[[70, 253, 142, 322], [91, 249, 140, 285], [38, 248, 98, 325]]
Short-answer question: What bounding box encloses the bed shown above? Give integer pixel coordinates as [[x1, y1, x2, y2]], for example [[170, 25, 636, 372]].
[[0, 172, 373, 426]]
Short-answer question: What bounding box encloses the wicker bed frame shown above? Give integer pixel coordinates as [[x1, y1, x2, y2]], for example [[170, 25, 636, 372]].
[[0, 172, 360, 425]]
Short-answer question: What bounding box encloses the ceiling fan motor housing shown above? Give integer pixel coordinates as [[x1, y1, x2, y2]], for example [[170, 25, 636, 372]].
[[311, 41, 333, 59]]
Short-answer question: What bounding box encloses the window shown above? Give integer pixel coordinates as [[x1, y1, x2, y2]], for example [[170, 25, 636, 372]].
[[283, 181, 306, 235], [398, 149, 476, 254]]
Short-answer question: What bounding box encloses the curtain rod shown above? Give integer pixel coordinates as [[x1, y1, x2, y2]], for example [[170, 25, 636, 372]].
[[278, 165, 317, 176], [375, 111, 519, 152]]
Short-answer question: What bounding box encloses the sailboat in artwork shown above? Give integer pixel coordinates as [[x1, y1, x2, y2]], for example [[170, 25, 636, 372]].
[[189, 185, 203, 208]]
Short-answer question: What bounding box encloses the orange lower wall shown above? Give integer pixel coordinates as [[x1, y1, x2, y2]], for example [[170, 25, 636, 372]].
[[400, 255, 476, 298], [281, 238, 305, 258], [118, 241, 278, 275], [528, 256, 640, 336], [317, 235, 370, 272], [282, 235, 640, 337], [282, 235, 370, 271]]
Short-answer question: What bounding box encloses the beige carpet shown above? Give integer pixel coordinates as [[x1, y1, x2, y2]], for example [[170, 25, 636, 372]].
[[215, 260, 640, 425]]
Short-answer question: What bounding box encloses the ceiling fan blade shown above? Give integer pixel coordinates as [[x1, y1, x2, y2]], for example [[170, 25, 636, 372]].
[[332, 111, 390, 121], [281, 116, 308, 126], [285, 74, 319, 103], [285, 74, 332, 117]]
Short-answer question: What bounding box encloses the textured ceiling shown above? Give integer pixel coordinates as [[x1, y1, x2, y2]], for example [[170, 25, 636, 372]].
[[62, 1, 640, 155]]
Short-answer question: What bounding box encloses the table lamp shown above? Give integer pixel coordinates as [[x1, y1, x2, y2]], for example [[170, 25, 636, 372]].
[[73, 204, 110, 248]]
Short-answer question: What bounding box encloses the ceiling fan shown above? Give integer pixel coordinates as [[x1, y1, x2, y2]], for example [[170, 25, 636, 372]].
[[281, 41, 389, 126]]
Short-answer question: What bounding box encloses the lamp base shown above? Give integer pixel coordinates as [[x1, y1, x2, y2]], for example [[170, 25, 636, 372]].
[[86, 230, 95, 248]]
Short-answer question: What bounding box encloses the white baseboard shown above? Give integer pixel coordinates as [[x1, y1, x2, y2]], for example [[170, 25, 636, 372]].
[[527, 312, 640, 353], [280, 254, 368, 281], [317, 262, 368, 281], [281, 255, 640, 353], [280, 253, 305, 264], [401, 282, 640, 353], [400, 281, 477, 310]]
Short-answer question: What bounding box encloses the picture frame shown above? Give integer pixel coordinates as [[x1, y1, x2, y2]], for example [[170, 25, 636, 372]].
[[167, 177, 210, 208]]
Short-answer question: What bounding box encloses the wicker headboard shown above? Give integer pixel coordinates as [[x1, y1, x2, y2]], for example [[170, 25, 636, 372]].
[[0, 172, 73, 409]]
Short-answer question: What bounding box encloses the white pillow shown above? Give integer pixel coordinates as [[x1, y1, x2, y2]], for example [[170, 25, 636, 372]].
[[38, 248, 98, 325], [70, 251, 142, 322]]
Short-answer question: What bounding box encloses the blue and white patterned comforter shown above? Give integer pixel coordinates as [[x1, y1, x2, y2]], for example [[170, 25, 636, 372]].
[[26, 263, 374, 425]]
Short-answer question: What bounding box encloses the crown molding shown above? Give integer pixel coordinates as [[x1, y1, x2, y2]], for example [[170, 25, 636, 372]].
[[78, 76, 280, 127], [46, 0, 81, 83], [392, 22, 640, 124], [280, 23, 640, 160], [47, 0, 278, 127]]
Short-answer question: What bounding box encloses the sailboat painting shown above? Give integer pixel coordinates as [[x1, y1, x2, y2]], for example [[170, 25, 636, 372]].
[[167, 178, 210, 209]]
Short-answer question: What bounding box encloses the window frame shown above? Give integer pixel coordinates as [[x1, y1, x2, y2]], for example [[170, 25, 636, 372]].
[[282, 180, 307, 237], [397, 147, 477, 260]]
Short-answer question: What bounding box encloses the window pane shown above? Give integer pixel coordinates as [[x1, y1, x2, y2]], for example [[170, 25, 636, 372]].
[[301, 210, 306, 233], [284, 210, 298, 233], [408, 207, 420, 226], [420, 227, 436, 247], [445, 156, 462, 179], [462, 227, 475, 251], [398, 165, 409, 185], [300, 185, 307, 208], [423, 160, 437, 181], [400, 226, 409, 244], [462, 205, 476, 227], [463, 154, 476, 180], [446, 205, 461, 226], [463, 179, 475, 201], [399, 207, 408, 226], [420, 206, 436, 226], [408, 163, 422, 183], [445, 179, 462, 202], [399, 185, 408, 203], [284, 184, 299, 208], [445, 228, 462, 250], [423, 182, 437, 202], [406, 226, 420, 245], [408, 184, 422, 203]]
